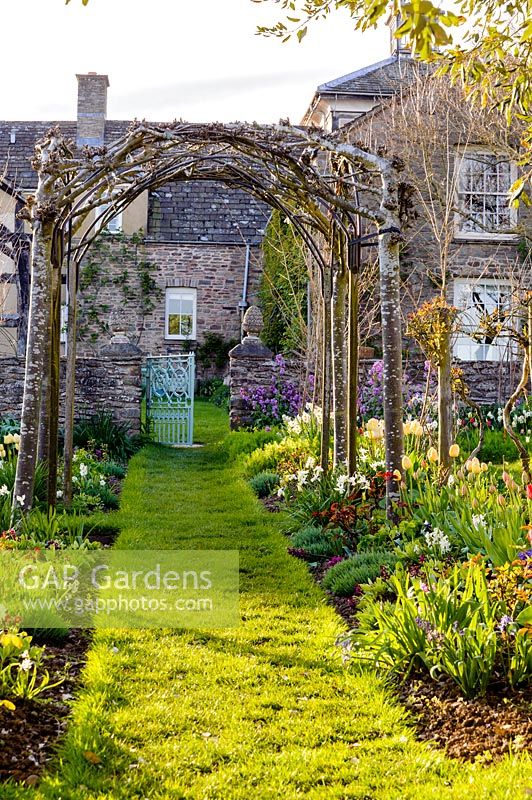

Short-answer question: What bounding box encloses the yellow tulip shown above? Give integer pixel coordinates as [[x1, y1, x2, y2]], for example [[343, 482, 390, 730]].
[[412, 421, 424, 437], [427, 447, 438, 463], [392, 469, 402, 481], [366, 418, 380, 431], [401, 455, 413, 471], [497, 494, 506, 507], [449, 443, 460, 458], [481, 462, 488, 473], [3, 434, 13, 445], [0, 633, 23, 649], [0, 447, 5, 459], [403, 421, 412, 436], [470, 457, 481, 475]]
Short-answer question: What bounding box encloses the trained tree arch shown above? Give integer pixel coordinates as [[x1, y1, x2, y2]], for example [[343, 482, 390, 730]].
[[13, 121, 404, 513]]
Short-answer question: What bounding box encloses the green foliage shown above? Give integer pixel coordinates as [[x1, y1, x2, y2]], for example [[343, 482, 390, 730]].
[[290, 524, 346, 557], [249, 471, 280, 498], [348, 562, 532, 697], [225, 428, 281, 461], [0, 460, 48, 517], [78, 230, 162, 344], [259, 210, 308, 354], [196, 378, 230, 409], [458, 428, 519, 463], [73, 411, 144, 463], [0, 630, 62, 703], [0, 418, 19, 437], [322, 551, 399, 597], [196, 333, 238, 370], [258, 1, 532, 189], [15, 509, 98, 550], [242, 436, 314, 479]]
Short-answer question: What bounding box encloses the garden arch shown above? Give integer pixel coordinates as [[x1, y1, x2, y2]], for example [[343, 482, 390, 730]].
[[14, 121, 404, 510]]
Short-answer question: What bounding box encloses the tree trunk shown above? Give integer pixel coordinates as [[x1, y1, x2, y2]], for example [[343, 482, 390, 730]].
[[331, 264, 348, 466], [346, 265, 359, 476], [320, 271, 332, 473], [16, 246, 30, 359], [502, 345, 531, 482], [438, 330, 452, 470], [13, 221, 54, 512], [379, 230, 404, 516], [47, 260, 62, 508], [63, 257, 79, 507]]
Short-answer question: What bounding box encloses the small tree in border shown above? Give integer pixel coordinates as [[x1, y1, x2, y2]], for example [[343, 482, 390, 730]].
[[407, 296, 458, 470]]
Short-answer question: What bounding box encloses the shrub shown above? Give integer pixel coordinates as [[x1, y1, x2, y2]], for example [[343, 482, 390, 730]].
[[322, 551, 399, 596], [243, 437, 313, 479], [196, 378, 231, 409], [249, 471, 280, 498], [290, 525, 346, 558], [73, 411, 143, 462]]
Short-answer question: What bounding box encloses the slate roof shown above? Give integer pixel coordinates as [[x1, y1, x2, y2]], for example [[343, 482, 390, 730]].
[[317, 55, 418, 97], [0, 120, 269, 245]]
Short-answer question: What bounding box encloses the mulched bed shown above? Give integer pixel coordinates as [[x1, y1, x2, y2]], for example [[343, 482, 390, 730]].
[[399, 676, 531, 763], [306, 556, 532, 762], [0, 629, 90, 786]]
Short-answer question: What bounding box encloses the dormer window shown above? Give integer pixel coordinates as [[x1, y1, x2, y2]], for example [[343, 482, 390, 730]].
[[455, 151, 517, 239]]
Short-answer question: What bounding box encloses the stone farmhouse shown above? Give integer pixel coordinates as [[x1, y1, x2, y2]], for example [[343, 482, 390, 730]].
[[302, 28, 530, 402], [0, 73, 269, 369], [0, 17, 529, 403]]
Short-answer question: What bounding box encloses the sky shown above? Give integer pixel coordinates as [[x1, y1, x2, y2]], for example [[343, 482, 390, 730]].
[[2, 0, 390, 124]]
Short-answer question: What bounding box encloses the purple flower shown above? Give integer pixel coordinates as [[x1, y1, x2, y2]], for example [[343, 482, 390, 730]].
[[324, 556, 345, 570], [497, 615, 514, 633], [517, 549, 532, 560]]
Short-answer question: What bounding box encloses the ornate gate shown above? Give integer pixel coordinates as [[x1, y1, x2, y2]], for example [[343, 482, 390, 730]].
[[145, 354, 195, 445]]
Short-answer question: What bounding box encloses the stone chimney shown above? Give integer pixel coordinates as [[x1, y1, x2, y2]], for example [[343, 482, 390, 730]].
[[76, 72, 109, 146]]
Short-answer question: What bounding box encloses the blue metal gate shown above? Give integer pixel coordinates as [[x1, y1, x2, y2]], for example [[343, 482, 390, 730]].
[[145, 354, 195, 445]]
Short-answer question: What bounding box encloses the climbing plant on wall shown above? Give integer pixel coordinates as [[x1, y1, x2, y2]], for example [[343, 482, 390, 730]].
[[78, 230, 162, 346]]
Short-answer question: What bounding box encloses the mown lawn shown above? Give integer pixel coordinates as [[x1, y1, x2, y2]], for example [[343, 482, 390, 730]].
[[5, 402, 531, 799]]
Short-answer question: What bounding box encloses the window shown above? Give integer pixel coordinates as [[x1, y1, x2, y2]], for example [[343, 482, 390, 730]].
[[453, 278, 514, 361], [455, 152, 517, 237], [165, 288, 196, 340], [98, 202, 122, 234]]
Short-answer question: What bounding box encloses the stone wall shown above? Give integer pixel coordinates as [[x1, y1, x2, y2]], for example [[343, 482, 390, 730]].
[[228, 308, 306, 429], [76, 241, 263, 381], [229, 346, 521, 430], [0, 354, 142, 433]]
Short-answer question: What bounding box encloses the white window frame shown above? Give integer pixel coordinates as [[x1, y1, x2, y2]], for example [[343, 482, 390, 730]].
[[453, 277, 516, 362], [98, 202, 123, 234], [454, 149, 518, 241], [165, 287, 197, 341]]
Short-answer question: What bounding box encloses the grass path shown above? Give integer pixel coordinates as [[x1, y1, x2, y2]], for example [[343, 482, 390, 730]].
[[6, 402, 531, 799]]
